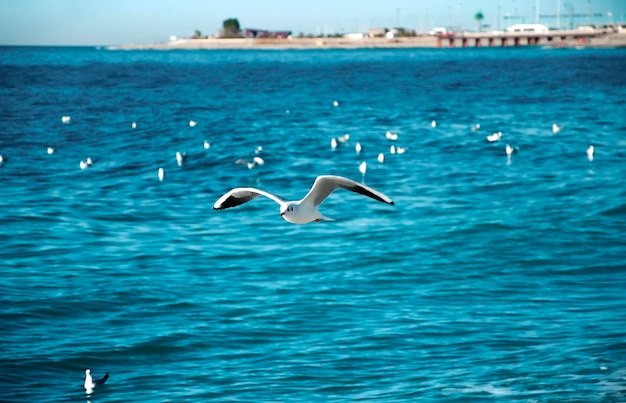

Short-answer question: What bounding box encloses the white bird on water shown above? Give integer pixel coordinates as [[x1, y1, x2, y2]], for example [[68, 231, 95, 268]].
[[337, 133, 350, 143], [84, 369, 109, 394], [61, 115, 71, 124], [158, 167, 165, 182], [47, 147, 55, 155], [358, 161, 367, 176], [552, 123, 562, 133], [236, 156, 264, 170], [176, 151, 186, 166], [189, 120, 197, 128], [214, 175, 394, 224], [385, 131, 398, 141], [486, 131, 503, 142], [203, 141, 211, 150], [431, 120, 437, 128], [131, 121, 137, 129], [330, 137, 338, 150], [355, 142, 362, 154], [377, 153, 385, 163], [587, 145, 594, 161]]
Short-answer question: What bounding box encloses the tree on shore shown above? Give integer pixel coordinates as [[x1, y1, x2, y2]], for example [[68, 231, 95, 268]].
[[191, 29, 202, 39], [221, 18, 241, 38], [475, 11, 484, 32]]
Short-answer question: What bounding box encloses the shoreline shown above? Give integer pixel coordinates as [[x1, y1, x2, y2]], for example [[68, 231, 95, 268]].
[[109, 32, 626, 51]]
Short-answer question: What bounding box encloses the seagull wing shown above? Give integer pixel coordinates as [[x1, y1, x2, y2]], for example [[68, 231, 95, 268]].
[[95, 373, 109, 386], [213, 187, 287, 210], [299, 175, 394, 207]]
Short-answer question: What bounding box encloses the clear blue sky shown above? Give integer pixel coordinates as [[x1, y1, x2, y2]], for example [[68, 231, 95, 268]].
[[0, 0, 621, 45]]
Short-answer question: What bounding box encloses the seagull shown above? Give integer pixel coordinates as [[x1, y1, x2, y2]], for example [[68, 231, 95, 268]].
[[131, 122, 137, 129], [431, 120, 437, 128], [236, 156, 264, 170], [552, 123, 562, 133], [84, 369, 109, 394], [390, 145, 396, 155], [355, 142, 362, 154], [176, 151, 186, 166], [505, 144, 518, 156], [330, 137, 338, 150], [377, 153, 385, 163], [213, 175, 394, 224], [47, 147, 55, 155], [158, 167, 165, 181], [486, 131, 503, 142], [395, 146, 407, 154], [80, 160, 88, 170], [203, 141, 211, 150], [337, 134, 350, 143], [385, 131, 398, 141], [0, 154, 5, 166], [255, 146, 263, 154], [358, 161, 367, 176], [587, 145, 594, 161], [61, 115, 71, 124], [189, 120, 197, 128], [471, 123, 481, 132], [333, 100, 339, 107]]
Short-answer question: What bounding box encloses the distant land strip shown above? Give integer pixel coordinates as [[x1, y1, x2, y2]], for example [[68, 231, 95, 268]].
[[109, 32, 626, 50]]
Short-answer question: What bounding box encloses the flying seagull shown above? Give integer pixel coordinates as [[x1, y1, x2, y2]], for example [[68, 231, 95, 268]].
[[84, 369, 109, 394], [213, 175, 394, 224]]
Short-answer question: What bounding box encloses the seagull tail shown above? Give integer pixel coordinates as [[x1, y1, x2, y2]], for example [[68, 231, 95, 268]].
[[318, 214, 335, 222]]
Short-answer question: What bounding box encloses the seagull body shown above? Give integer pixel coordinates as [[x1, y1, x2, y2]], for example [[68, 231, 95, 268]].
[[505, 144, 517, 156], [359, 161, 367, 176], [80, 160, 88, 170], [337, 134, 350, 143], [385, 131, 398, 141], [355, 142, 362, 154], [330, 137, 338, 150], [390, 145, 396, 155], [395, 146, 407, 154], [255, 146, 263, 154], [84, 369, 109, 394], [377, 153, 385, 163], [552, 123, 562, 133], [471, 123, 481, 132], [131, 122, 137, 129], [587, 145, 594, 161], [189, 120, 197, 127], [486, 131, 503, 142], [431, 120, 437, 128], [176, 151, 186, 166], [203, 141, 211, 150], [214, 175, 394, 225], [47, 147, 55, 155], [333, 100, 339, 107], [158, 167, 165, 181], [236, 156, 264, 170], [61, 115, 71, 124]]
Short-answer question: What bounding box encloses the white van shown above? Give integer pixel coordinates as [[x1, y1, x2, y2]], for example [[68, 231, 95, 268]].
[[506, 24, 549, 33], [429, 27, 449, 36]]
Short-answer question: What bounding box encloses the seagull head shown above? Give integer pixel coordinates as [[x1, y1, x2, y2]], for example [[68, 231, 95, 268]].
[[280, 203, 295, 218]]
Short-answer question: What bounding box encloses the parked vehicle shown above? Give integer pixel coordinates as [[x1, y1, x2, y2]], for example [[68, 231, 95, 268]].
[[506, 24, 549, 33]]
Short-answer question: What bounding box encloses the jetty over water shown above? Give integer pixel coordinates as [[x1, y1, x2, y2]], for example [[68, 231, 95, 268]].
[[437, 29, 614, 48]]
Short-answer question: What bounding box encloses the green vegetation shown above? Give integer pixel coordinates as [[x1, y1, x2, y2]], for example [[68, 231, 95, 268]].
[[221, 18, 241, 38], [475, 11, 484, 32]]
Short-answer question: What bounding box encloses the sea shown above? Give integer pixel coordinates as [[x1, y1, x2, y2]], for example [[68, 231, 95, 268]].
[[1, 45, 625, 402]]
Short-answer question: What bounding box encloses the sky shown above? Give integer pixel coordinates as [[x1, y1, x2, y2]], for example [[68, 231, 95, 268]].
[[0, 0, 622, 45]]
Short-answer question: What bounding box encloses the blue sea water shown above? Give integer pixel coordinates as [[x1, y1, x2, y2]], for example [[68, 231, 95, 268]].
[[1, 45, 626, 402]]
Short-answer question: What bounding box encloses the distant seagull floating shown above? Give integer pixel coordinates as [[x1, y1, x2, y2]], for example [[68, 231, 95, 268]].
[[355, 142, 362, 154], [505, 144, 518, 156], [358, 161, 367, 176], [84, 369, 109, 394], [255, 146, 263, 154], [587, 145, 594, 161], [176, 151, 186, 166], [61, 115, 71, 124], [236, 156, 265, 170], [47, 147, 55, 155], [158, 167, 165, 182], [385, 131, 398, 141], [331, 137, 338, 150], [395, 146, 407, 155], [377, 153, 385, 163], [431, 120, 437, 128], [337, 134, 350, 143], [203, 141, 211, 150], [214, 175, 394, 224], [333, 100, 339, 107], [390, 145, 396, 155], [486, 131, 503, 142], [471, 123, 481, 132], [0, 154, 5, 166], [86, 157, 93, 166], [189, 120, 197, 128], [80, 160, 88, 169], [131, 122, 137, 129], [552, 123, 562, 134]]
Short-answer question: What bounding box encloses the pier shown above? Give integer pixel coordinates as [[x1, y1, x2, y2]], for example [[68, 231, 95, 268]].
[[436, 29, 611, 48]]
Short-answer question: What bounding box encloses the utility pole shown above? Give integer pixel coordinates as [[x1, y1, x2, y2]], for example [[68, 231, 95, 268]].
[[536, 0, 540, 23]]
